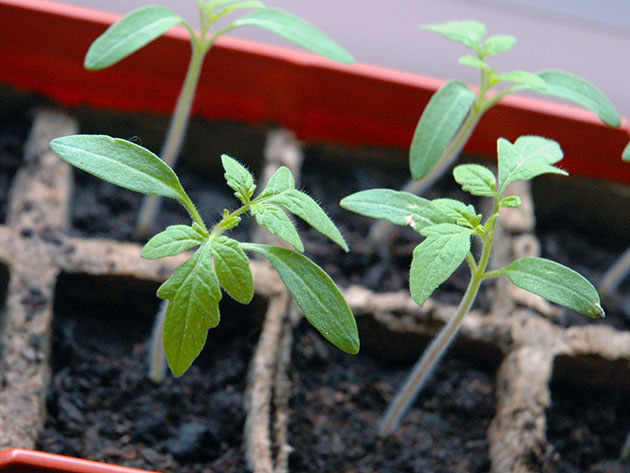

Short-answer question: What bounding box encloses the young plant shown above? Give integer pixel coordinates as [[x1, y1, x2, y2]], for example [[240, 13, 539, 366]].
[[341, 135, 604, 435], [369, 20, 620, 244], [84, 0, 354, 238], [50, 134, 359, 377]]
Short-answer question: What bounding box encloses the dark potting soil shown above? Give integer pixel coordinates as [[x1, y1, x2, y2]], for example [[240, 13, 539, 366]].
[[0, 108, 30, 223], [299, 144, 491, 310], [71, 161, 251, 243], [545, 379, 630, 473], [37, 274, 264, 473], [288, 323, 496, 473], [537, 225, 630, 331]]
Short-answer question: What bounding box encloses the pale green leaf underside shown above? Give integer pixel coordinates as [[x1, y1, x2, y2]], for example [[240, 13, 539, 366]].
[[221, 154, 255, 202], [458, 55, 489, 69], [242, 243, 359, 354], [339, 189, 447, 232], [269, 189, 348, 252], [251, 203, 304, 251], [483, 34, 516, 56], [422, 20, 486, 50], [85, 6, 183, 70], [410, 80, 475, 180], [142, 225, 206, 259], [212, 236, 253, 304], [504, 257, 604, 318], [499, 195, 522, 208], [538, 70, 620, 128], [497, 135, 566, 193], [496, 70, 546, 90], [160, 245, 222, 377], [453, 164, 496, 196], [233, 8, 354, 64], [431, 198, 477, 225], [50, 135, 188, 204], [261, 166, 294, 196], [622, 141, 630, 162], [410, 224, 471, 307]]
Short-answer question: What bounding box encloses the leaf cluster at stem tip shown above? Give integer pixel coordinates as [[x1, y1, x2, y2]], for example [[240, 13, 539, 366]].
[[50, 135, 359, 377]]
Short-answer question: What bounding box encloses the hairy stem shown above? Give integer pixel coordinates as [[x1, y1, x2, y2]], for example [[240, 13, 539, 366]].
[[599, 244, 630, 296]]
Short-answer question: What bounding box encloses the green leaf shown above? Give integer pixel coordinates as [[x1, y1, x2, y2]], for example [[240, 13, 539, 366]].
[[538, 70, 620, 127], [242, 243, 359, 354], [50, 135, 189, 204], [250, 203, 304, 251], [453, 164, 496, 196], [221, 154, 256, 203], [260, 166, 294, 196], [503, 257, 604, 318], [84, 6, 183, 70], [497, 136, 567, 194], [458, 55, 489, 69], [495, 70, 546, 90], [483, 34, 516, 56], [622, 141, 630, 162], [268, 189, 348, 252], [340, 189, 447, 232], [431, 198, 478, 226], [212, 236, 253, 304], [158, 245, 222, 376], [410, 224, 471, 307], [422, 20, 487, 51], [499, 195, 522, 208], [233, 8, 354, 64], [215, 1, 265, 16], [142, 225, 206, 259], [409, 80, 475, 180]]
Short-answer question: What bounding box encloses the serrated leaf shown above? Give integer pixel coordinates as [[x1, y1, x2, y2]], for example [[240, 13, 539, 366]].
[[142, 225, 206, 259], [453, 164, 496, 196], [242, 243, 359, 354], [268, 189, 348, 252], [260, 166, 294, 196], [431, 198, 478, 225], [458, 55, 489, 69], [421, 20, 486, 51], [622, 141, 630, 162], [483, 34, 516, 56], [495, 70, 546, 90], [251, 203, 304, 251], [212, 236, 253, 304], [158, 245, 222, 376], [84, 6, 183, 70], [410, 224, 472, 307], [538, 70, 620, 127], [233, 8, 354, 64], [410, 80, 475, 180], [50, 135, 189, 204], [503, 257, 604, 318], [340, 189, 448, 232], [221, 154, 255, 203], [499, 195, 521, 208], [497, 136, 567, 194]]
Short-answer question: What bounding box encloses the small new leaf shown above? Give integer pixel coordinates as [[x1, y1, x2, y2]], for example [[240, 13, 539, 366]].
[[250, 203, 304, 251], [233, 8, 354, 64], [85, 6, 183, 70], [212, 236, 253, 304], [453, 164, 496, 197], [222, 154, 256, 203], [421, 20, 486, 51], [497, 136, 566, 194], [538, 70, 620, 128], [410, 224, 472, 307], [242, 243, 359, 354], [499, 195, 521, 208], [340, 189, 448, 232], [458, 55, 489, 69], [495, 70, 546, 91], [268, 189, 348, 252], [142, 225, 206, 259], [409, 80, 475, 180], [482, 34, 516, 56], [260, 166, 294, 196], [503, 257, 604, 318]]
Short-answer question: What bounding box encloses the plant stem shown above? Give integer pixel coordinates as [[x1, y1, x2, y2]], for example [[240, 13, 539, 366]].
[[599, 244, 630, 296], [135, 38, 208, 238]]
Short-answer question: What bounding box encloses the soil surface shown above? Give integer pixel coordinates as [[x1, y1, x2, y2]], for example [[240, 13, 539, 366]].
[[0, 108, 30, 222]]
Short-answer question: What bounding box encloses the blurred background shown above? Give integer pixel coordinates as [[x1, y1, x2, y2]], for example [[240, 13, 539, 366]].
[[61, 0, 630, 118]]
